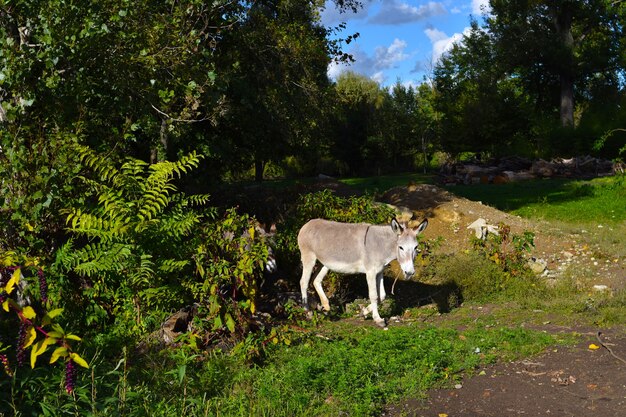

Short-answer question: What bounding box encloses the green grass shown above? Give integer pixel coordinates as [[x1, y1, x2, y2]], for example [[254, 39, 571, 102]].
[[447, 176, 626, 224], [201, 323, 558, 417]]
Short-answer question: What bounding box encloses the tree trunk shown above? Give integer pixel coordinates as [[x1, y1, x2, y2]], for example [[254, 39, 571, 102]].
[[421, 133, 428, 174], [150, 119, 169, 163], [254, 158, 265, 182], [554, 3, 575, 127]]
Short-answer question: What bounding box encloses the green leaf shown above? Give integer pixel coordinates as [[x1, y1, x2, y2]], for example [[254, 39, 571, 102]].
[[70, 353, 89, 368], [213, 315, 222, 330], [50, 347, 68, 364], [178, 365, 186, 384], [22, 306, 37, 320], [23, 325, 37, 349], [225, 313, 235, 333], [30, 337, 55, 368], [42, 308, 64, 326], [5, 268, 20, 294]]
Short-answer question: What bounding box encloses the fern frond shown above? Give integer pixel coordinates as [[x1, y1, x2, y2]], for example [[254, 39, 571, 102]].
[[72, 243, 133, 277], [157, 259, 189, 273], [73, 144, 120, 183], [128, 254, 155, 288], [157, 211, 201, 238]]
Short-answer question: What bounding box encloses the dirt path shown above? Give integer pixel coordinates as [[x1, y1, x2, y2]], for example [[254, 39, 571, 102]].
[[386, 330, 626, 417]]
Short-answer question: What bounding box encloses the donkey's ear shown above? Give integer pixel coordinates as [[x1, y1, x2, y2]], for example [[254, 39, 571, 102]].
[[391, 218, 404, 235], [413, 219, 428, 234]]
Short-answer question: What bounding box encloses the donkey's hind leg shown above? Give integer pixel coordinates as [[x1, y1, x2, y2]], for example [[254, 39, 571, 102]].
[[299, 251, 317, 310], [313, 266, 331, 311]]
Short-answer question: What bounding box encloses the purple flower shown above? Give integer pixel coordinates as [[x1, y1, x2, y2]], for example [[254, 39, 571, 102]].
[[65, 360, 77, 393], [37, 268, 48, 304], [16, 322, 27, 367], [0, 354, 13, 377]]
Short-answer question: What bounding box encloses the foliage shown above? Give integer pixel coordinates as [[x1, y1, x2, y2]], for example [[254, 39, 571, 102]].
[[54, 145, 210, 338], [433, 20, 534, 158], [0, 0, 231, 160], [471, 223, 535, 278], [214, 0, 337, 182], [0, 254, 88, 416], [58, 144, 277, 350], [433, 0, 626, 158], [0, 131, 83, 257], [189, 208, 275, 345]]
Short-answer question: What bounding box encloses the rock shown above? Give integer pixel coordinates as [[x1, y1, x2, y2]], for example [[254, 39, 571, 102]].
[[467, 218, 499, 240], [528, 257, 547, 275], [531, 159, 556, 177], [592, 285, 610, 293]]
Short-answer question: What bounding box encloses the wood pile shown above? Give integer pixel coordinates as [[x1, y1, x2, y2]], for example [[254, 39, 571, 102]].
[[439, 156, 620, 185]]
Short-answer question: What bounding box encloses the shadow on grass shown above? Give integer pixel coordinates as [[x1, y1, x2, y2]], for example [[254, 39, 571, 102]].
[[448, 178, 596, 212], [332, 275, 464, 321]]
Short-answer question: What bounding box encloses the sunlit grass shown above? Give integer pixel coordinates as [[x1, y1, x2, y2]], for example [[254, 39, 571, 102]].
[[446, 176, 626, 224]]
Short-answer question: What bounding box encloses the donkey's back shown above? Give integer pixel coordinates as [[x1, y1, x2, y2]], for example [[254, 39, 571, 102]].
[[298, 219, 373, 270]]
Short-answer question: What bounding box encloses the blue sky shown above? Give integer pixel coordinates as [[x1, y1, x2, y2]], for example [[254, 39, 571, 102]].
[[320, 0, 491, 87]]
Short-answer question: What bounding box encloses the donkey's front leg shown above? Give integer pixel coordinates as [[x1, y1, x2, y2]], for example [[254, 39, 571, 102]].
[[364, 272, 386, 327]]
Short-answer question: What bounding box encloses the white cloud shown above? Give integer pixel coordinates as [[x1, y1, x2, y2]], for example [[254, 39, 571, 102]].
[[369, 1, 446, 25], [471, 0, 491, 15], [327, 60, 345, 80], [327, 38, 410, 84], [374, 38, 409, 70], [371, 71, 386, 84], [424, 26, 471, 64]]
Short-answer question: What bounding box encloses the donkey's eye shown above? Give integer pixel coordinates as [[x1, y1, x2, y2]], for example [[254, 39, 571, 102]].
[[399, 246, 404, 251]]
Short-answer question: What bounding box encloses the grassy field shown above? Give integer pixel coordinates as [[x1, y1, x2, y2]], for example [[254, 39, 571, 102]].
[[446, 176, 626, 224], [16, 174, 624, 417]]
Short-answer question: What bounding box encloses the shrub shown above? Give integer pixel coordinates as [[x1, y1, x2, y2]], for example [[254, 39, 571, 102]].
[[54, 146, 272, 348]]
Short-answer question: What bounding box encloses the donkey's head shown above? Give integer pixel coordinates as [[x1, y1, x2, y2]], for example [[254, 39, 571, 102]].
[[391, 218, 428, 278]]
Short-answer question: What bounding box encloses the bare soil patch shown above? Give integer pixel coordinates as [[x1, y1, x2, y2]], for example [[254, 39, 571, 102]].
[[385, 330, 626, 417], [378, 183, 624, 288]]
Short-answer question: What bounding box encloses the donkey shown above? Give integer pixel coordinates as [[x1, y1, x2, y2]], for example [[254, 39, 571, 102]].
[[298, 217, 428, 327]]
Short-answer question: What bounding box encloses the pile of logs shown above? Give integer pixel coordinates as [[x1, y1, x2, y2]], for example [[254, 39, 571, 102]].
[[439, 156, 622, 185]]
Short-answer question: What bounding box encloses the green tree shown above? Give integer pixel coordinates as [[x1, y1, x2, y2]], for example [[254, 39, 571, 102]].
[[433, 21, 532, 158], [488, 0, 623, 129], [213, 0, 337, 182], [332, 71, 386, 175], [414, 83, 442, 171]]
